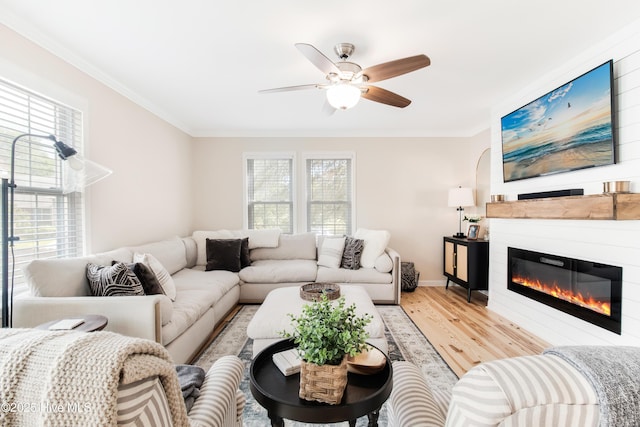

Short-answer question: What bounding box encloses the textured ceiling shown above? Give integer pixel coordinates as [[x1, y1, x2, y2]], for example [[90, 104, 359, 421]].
[[2, 1, 640, 137]]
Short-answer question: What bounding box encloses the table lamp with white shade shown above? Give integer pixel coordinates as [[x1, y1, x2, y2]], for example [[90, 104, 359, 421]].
[[448, 186, 475, 238]]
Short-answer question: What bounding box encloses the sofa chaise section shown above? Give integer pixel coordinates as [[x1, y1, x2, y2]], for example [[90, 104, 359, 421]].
[[14, 237, 241, 364]]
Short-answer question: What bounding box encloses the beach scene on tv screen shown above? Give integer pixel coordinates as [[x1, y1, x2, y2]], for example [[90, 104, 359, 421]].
[[501, 61, 614, 182]]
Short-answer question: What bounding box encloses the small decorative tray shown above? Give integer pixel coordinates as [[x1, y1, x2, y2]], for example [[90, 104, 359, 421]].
[[300, 283, 341, 301], [347, 345, 387, 375]]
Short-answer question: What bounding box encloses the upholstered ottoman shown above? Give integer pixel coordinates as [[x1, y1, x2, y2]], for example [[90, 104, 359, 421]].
[[247, 285, 388, 356]]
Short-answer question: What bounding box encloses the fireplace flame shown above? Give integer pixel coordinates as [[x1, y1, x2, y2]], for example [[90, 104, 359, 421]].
[[512, 276, 611, 316]]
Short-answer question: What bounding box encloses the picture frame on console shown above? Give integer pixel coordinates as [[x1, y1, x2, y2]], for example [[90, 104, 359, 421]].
[[501, 60, 616, 183], [467, 224, 480, 240]]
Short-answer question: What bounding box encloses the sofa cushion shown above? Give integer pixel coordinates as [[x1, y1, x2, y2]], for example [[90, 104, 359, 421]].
[[341, 237, 364, 270], [25, 256, 99, 297], [316, 266, 393, 284], [162, 268, 239, 345], [161, 290, 207, 346], [172, 267, 239, 295], [182, 237, 198, 268], [317, 236, 346, 268], [354, 228, 391, 269], [239, 260, 318, 283], [205, 238, 242, 272], [250, 232, 317, 261], [374, 252, 394, 273], [128, 237, 187, 276], [23, 247, 133, 297], [242, 229, 281, 249], [87, 262, 145, 297], [134, 253, 177, 301]]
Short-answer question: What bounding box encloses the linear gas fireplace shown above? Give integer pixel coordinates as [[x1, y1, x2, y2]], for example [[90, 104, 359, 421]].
[[508, 247, 622, 334]]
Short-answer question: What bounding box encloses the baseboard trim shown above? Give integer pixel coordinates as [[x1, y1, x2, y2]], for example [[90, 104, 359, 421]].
[[418, 279, 447, 287]]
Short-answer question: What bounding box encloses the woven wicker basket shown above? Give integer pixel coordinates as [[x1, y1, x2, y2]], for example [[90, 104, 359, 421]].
[[298, 357, 348, 405]]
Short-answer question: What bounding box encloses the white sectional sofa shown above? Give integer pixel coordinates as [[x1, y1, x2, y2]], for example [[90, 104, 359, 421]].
[[14, 229, 400, 364], [199, 230, 402, 304]]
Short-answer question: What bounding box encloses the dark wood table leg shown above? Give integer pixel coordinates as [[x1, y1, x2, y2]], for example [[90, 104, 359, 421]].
[[349, 420, 356, 427], [267, 412, 284, 427], [367, 408, 380, 426]]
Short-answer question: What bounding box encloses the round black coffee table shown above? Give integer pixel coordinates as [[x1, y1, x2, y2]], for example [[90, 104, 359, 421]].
[[250, 339, 392, 427]]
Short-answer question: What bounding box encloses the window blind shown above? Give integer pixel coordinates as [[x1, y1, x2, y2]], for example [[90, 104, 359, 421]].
[[306, 158, 352, 236], [0, 79, 85, 294], [246, 157, 293, 233]]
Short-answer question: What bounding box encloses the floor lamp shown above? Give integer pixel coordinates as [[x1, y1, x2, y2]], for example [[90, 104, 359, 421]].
[[448, 186, 475, 238], [2, 133, 112, 328]]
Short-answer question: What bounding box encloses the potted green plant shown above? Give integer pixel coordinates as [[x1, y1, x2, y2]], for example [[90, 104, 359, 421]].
[[463, 214, 482, 223], [282, 295, 372, 404]]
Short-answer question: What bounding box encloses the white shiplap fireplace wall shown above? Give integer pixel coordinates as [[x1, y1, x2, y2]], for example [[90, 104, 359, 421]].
[[487, 19, 640, 346]]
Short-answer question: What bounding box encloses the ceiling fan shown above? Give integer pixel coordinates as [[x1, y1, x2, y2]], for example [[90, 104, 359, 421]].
[[259, 43, 431, 111]]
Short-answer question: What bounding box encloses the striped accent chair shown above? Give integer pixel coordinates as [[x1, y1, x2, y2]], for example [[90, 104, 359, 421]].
[[389, 354, 601, 427], [117, 355, 245, 427]]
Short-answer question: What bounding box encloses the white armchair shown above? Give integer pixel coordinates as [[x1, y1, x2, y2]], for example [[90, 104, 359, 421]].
[[388, 350, 606, 427]]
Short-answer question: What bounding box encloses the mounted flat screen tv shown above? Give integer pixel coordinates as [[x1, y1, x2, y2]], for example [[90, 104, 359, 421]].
[[501, 60, 615, 182]]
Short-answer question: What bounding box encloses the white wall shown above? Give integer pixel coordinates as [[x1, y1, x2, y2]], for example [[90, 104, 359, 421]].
[[192, 134, 489, 282], [0, 22, 493, 280], [0, 24, 194, 252], [488, 20, 640, 345]]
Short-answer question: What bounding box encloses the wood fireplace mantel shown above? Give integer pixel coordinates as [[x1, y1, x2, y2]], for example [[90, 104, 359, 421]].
[[486, 193, 640, 220]]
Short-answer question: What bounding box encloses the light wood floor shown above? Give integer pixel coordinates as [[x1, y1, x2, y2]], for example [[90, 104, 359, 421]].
[[199, 286, 549, 377], [400, 286, 549, 378]]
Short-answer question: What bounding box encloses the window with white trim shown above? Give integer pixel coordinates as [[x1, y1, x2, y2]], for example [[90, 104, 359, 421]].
[[244, 154, 294, 233], [0, 78, 85, 293], [244, 152, 354, 235], [305, 155, 353, 236]]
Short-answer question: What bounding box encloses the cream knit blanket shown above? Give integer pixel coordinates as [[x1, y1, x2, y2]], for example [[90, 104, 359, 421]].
[[0, 328, 189, 426]]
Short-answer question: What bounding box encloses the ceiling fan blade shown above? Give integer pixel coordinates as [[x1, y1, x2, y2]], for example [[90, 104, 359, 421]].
[[362, 54, 430, 83], [295, 43, 341, 75], [361, 86, 412, 108], [259, 84, 321, 94]]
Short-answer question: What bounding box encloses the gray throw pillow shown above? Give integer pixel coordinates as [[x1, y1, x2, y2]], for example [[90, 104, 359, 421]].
[[87, 262, 145, 296], [206, 238, 242, 272], [341, 237, 364, 270]]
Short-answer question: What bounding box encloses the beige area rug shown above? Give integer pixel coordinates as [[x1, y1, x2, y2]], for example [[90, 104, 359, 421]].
[[194, 304, 457, 426]]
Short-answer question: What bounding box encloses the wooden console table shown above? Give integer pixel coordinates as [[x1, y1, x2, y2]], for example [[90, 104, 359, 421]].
[[443, 237, 489, 303]]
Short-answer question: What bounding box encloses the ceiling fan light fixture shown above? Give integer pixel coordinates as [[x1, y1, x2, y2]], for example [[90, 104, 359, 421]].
[[326, 84, 361, 110]]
